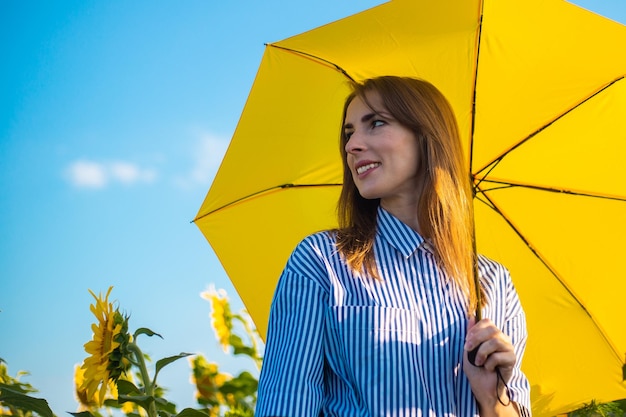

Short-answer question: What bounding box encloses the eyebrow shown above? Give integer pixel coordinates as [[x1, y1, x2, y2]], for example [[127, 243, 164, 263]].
[[343, 112, 377, 130]]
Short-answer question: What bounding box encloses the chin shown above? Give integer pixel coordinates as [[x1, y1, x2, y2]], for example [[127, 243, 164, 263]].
[[356, 189, 381, 200]]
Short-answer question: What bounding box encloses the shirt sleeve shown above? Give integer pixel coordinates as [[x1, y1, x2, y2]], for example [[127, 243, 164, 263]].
[[503, 272, 532, 416], [256, 239, 329, 417], [480, 257, 532, 416]]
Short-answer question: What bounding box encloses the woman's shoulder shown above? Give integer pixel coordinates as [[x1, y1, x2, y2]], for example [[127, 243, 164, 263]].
[[477, 254, 525, 307], [293, 230, 338, 252], [285, 230, 338, 267], [280, 231, 339, 290], [477, 254, 508, 275], [477, 254, 526, 326], [477, 254, 514, 291]]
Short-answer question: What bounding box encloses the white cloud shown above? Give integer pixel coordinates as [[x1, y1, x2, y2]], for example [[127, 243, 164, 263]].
[[65, 131, 228, 190], [66, 159, 157, 189], [110, 161, 157, 184], [174, 132, 228, 188], [66, 160, 108, 188]]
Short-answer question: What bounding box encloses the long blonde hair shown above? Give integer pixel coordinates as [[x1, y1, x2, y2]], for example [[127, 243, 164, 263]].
[[335, 76, 479, 314]]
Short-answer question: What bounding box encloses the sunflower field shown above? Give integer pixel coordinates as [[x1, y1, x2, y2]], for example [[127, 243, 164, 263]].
[[0, 286, 261, 417]]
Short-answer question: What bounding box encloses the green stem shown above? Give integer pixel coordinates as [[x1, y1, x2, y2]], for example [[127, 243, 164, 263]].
[[127, 342, 157, 417], [235, 314, 262, 370]]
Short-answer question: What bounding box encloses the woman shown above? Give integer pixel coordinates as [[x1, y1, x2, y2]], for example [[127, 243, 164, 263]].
[[256, 76, 531, 416]]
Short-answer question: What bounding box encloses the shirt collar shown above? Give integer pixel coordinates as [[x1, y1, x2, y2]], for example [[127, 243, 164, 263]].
[[376, 206, 432, 258]]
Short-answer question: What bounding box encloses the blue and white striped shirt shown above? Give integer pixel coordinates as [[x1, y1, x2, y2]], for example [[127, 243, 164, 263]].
[[256, 207, 531, 416]]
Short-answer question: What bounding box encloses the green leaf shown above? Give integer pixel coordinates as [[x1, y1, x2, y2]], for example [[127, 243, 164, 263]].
[[133, 327, 163, 340], [174, 408, 211, 417], [118, 394, 155, 410], [119, 394, 154, 402], [116, 381, 155, 411], [155, 397, 178, 414], [219, 371, 258, 397], [116, 379, 143, 395], [0, 380, 31, 394], [103, 398, 124, 409], [153, 353, 193, 382], [228, 335, 257, 358], [68, 412, 96, 417], [0, 385, 55, 417]]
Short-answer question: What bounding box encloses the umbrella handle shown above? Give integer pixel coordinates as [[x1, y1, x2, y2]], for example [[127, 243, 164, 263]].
[[468, 344, 483, 367], [472, 224, 483, 322], [469, 224, 483, 367]]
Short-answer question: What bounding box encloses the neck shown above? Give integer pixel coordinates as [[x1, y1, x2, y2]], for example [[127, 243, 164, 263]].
[[380, 199, 421, 234]]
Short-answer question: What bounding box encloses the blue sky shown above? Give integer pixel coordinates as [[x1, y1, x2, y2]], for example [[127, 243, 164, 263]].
[[1, 0, 625, 414]]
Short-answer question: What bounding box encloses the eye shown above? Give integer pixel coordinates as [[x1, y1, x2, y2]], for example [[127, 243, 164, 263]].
[[371, 119, 386, 129], [343, 130, 354, 141]]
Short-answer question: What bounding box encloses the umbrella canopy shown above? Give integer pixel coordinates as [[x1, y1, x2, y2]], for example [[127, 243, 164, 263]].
[[194, 0, 626, 414]]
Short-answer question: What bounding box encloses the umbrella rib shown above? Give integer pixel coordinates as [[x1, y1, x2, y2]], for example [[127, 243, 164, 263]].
[[472, 157, 499, 194], [193, 183, 342, 222], [474, 75, 625, 177], [477, 179, 626, 202], [469, 0, 486, 320], [267, 43, 355, 82], [468, 0, 485, 173], [475, 187, 624, 364]]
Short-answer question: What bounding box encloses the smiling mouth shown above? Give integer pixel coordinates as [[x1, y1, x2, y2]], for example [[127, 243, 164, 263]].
[[356, 162, 380, 175]]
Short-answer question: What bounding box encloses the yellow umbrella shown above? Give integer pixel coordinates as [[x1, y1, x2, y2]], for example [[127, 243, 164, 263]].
[[194, 0, 626, 414]]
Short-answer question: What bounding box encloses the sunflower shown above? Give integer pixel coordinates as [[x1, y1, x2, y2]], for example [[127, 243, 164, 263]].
[[201, 286, 233, 352], [190, 355, 231, 413], [75, 364, 138, 414], [74, 365, 98, 410], [80, 286, 131, 406]]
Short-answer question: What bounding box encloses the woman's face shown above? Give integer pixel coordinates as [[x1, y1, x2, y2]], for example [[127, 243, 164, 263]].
[[343, 91, 422, 209]]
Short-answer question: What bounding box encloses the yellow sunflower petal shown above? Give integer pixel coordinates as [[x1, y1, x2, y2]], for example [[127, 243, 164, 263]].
[[79, 286, 130, 406]]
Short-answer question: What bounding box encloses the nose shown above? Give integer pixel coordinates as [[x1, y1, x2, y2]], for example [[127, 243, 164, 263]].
[[345, 131, 365, 154]]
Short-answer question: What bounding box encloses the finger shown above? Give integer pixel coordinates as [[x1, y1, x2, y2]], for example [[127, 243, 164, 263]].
[[467, 315, 477, 329], [475, 336, 515, 370], [482, 349, 516, 373], [466, 318, 496, 339], [464, 319, 497, 352], [466, 329, 513, 367]]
